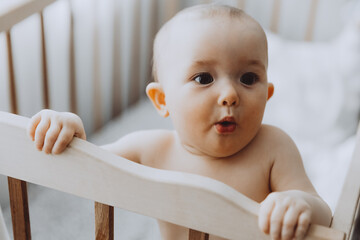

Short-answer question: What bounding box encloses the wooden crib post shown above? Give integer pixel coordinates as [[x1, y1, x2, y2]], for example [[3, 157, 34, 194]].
[[8, 178, 31, 240], [95, 202, 114, 240], [189, 229, 209, 240], [6, 29, 32, 240]]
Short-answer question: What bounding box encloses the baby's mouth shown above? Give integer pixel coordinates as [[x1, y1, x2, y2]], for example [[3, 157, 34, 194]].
[[215, 117, 237, 134]]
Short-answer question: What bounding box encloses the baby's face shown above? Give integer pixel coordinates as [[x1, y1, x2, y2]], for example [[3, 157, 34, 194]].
[[155, 15, 271, 157]]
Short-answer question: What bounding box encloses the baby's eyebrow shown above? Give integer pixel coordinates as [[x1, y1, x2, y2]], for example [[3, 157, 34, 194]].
[[191, 59, 217, 67], [246, 59, 266, 70]]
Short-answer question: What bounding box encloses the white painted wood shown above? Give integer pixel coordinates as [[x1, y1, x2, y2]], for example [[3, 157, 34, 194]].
[[332, 123, 360, 239], [0, 0, 57, 32], [0, 111, 346, 239], [0, 205, 10, 240]]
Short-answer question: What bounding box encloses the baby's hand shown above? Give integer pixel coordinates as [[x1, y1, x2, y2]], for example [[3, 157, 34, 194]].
[[27, 109, 86, 154], [258, 191, 312, 240]]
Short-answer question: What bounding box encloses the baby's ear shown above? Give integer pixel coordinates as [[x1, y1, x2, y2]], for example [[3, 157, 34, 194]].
[[146, 82, 169, 117], [267, 83, 274, 101]]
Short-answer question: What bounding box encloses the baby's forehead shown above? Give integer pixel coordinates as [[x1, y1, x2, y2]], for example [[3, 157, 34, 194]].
[[181, 5, 259, 26], [152, 5, 267, 81], [164, 5, 252, 33], [155, 5, 265, 52]]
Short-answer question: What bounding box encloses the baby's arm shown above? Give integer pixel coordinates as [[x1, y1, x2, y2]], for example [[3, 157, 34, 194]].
[[27, 110, 163, 164], [258, 127, 332, 240], [27, 110, 86, 154]]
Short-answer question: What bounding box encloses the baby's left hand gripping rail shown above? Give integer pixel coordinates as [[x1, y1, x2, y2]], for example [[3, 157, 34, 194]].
[[0, 111, 345, 239]]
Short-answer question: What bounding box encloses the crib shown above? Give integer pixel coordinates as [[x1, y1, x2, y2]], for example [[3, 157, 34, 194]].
[[0, 0, 360, 239]]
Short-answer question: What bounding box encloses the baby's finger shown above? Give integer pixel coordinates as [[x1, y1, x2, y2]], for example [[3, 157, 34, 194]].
[[294, 210, 311, 240], [281, 206, 299, 240], [259, 198, 275, 234], [27, 113, 42, 140], [34, 117, 51, 151], [43, 123, 61, 154], [270, 201, 289, 240], [52, 127, 75, 154]]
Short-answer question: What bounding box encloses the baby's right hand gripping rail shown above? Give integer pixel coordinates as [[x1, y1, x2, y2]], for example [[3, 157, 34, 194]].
[[0, 111, 350, 239]]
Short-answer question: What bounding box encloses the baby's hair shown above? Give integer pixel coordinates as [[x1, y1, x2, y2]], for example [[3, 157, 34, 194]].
[[151, 4, 246, 82], [178, 4, 245, 18]]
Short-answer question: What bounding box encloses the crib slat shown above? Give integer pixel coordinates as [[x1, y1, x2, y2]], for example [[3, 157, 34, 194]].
[[128, 0, 141, 106], [164, 0, 179, 22], [147, 0, 159, 81], [92, 0, 103, 131], [237, 0, 246, 9], [95, 202, 114, 240], [6, 30, 18, 115], [189, 229, 209, 240], [304, 0, 319, 41], [68, 0, 77, 114], [111, 0, 122, 118], [270, 0, 282, 33], [40, 11, 50, 109], [8, 177, 31, 240]]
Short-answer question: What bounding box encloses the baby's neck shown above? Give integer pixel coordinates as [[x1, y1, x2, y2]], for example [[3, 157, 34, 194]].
[[173, 132, 240, 161]]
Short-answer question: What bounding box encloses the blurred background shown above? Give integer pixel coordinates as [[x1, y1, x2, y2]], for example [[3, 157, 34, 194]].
[[0, 0, 355, 134], [0, 0, 359, 239]]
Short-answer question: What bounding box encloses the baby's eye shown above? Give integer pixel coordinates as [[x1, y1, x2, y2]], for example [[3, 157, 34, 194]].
[[193, 73, 214, 85], [240, 72, 258, 86]]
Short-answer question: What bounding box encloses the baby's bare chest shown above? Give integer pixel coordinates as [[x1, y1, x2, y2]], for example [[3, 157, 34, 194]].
[[143, 147, 271, 203], [150, 152, 271, 240]]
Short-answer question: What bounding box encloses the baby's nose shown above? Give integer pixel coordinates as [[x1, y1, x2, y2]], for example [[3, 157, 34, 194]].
[[217, 83, 239, 107]]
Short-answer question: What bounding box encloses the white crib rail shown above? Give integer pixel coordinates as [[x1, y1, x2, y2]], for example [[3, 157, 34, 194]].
[[0, 0, 56, 32], [0, 111, 346, 239]]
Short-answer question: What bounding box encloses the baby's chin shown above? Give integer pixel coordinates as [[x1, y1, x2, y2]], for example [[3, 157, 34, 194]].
[[194, 143, 247, 159], [179, 139, 243, 158], [205, 149, 243, 158], [176, 131, 252, 158]]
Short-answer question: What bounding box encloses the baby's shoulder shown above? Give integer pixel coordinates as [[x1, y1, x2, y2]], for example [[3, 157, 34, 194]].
[[258, 124, 291, 138], [254, 124, 297, 149], [115, 129, 175, 151], [255, 125, 301, 164], [103, 129, 175, 164], [125, 129, 176, 165], [124, 129, 175, 144]]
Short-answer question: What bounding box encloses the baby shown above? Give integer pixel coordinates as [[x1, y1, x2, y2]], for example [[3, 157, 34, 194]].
[[27, 4, 331, 240]]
